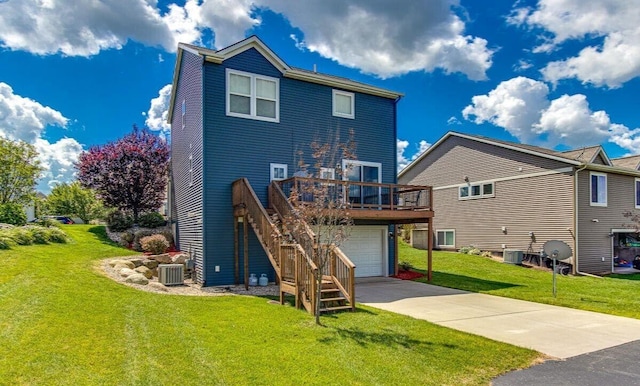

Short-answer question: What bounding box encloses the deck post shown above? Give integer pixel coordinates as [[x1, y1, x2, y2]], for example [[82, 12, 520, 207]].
[[234, 216, 239, 284], [394, 224, 399, 275], [427, 217, 433, 282], [243, 215, 249, 290]]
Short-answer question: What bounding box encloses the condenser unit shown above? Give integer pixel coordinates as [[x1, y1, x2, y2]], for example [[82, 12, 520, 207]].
[[503, 249, 523, 265], [158, 264, 184, 285]]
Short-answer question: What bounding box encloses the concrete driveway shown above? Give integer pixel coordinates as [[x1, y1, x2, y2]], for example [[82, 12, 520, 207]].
[[355, 278, 640, 359]]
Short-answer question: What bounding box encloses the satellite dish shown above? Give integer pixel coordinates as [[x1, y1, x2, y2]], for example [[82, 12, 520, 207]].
[[543, 240, 572, 263]]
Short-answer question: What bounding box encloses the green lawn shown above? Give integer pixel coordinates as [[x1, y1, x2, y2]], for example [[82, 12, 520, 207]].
[[0, 225, 540, 385], [399, 241, 640, 319]]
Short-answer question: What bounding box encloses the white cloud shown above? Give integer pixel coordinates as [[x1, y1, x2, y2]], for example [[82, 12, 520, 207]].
[[463, 76, 640, 152], [397, 139, 431, 171], [0, 0, 493, 79], [0, 0, 202, 56], [447, 116, 462, 125], [511, 0, 640, 87], [264, 0, 493, 79], [0, 82, 82, 192], [145, 84, 172, 137]]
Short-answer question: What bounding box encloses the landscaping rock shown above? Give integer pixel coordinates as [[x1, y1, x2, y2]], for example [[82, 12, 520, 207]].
[[171, 253, 189, 264], [110, 259, 135, 269], [129, 258, 144, 268], [134, 266, 153, 279], [142, 259, 159, 269], [148, 282, 168, 292], [124, 273, 149, 285], [151, 253, 172, 264], [119, 268, 137, 278]]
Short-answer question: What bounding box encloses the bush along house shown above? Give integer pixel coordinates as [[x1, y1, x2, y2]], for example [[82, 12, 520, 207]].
[[167, 36, 433, 314]]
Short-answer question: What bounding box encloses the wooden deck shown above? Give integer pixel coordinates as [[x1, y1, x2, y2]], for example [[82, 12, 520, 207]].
[[276, 177, 434, 223]]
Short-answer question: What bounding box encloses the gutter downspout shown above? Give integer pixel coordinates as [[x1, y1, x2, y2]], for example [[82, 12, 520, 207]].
[[573, 164, 602, 278]]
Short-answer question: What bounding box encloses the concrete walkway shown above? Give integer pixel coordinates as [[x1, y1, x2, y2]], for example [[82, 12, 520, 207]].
[[355, 278, 640, 359]]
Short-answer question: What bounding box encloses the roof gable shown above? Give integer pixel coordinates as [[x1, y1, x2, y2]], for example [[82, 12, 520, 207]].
[[560, 146, 611, 165], [612, 155, 640, 170]]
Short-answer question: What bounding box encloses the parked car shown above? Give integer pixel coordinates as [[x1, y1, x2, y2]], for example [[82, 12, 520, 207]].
[[31, 216, 75, 225]]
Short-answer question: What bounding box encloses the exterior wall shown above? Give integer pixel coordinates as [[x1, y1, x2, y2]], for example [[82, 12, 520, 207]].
[[170, 50, 205, 282], [400, 136, 575, 255], [576, 171, 636, 274], [201, 47, 397, 286]]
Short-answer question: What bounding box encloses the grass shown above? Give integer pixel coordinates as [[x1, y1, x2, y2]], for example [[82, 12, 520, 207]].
[[399, 241, 640, 319], [0, 225, 541, 385]]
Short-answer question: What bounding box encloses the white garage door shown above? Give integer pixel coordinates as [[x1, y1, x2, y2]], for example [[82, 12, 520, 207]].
[[339, 225, 387, 277]]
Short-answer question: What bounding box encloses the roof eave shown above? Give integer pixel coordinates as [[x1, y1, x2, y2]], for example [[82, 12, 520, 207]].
[[285, 69, 403, 100]]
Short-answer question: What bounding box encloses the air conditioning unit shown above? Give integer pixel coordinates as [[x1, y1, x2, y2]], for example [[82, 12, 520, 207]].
[[503, 249, 523, 265], [158, 264, 184, 285]]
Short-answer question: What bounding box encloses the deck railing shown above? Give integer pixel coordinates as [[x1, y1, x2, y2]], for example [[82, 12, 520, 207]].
[[277, 177, 432, 212], [270, 181, 356, 310]]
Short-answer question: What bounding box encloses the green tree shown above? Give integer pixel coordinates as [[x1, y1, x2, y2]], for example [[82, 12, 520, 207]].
[[0, 137, 43, 205], [45, 182, 104, 223]]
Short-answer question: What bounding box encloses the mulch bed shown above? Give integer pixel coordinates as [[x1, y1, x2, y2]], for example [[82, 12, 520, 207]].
[[391, 270, 425, 280]]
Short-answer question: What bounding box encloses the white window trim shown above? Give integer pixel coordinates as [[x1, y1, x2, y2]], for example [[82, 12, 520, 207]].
[[636, 178, 640, 209], [459, 182, 495, 200], [320, 167, 335, 180], [226, 69, 279, 123], [270, 163, 288, 181], [590, 172, 607, 207], [188, 153, 193, 187], [436, 229, 455, 248], [332, 89, 355, 119], [342, 160, 382, 181]]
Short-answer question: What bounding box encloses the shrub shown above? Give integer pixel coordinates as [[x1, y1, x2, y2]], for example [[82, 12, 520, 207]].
[[0, 203, 27, 226], [26, 226, 49, 244], [0, 233, 14, 249], [32, 218, 60, 228], [132, 229, 156, 251], [107, 210, 133, 232], [138, 212, 166, 228], [458, 246, 473, 254], [398, 261, 413, 271], [47, 227, 68, 243], [481, 251, 493, 258], [159, 229, 174, 247], [140, 234, 169, 255], [8, 228, 34, 245], [468, 248, 482, 256]]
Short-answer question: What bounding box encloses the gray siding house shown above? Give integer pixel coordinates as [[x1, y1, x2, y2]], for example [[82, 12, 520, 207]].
[[399, 131, 640, 275], [167, 35, 433, 304]]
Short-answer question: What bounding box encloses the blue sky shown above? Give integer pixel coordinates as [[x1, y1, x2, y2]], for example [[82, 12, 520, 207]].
[[1, 0, 639, 192]]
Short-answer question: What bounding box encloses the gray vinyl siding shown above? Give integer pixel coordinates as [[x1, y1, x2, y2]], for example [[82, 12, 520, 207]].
[[400, 136, 575, 255], [170, 50, 205, 283], [200, 47, 397, 286], [400, 136, 570, 187], [577, 171, 635, 274]]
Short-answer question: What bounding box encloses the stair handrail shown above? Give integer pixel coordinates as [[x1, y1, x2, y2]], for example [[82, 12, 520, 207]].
[[270, 181, 356, 309]]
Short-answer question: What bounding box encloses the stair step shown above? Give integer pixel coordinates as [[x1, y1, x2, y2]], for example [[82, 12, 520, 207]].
[[319, 305, 353, 313], [321, 288, 341, 294], [320, 297, 346, 303]]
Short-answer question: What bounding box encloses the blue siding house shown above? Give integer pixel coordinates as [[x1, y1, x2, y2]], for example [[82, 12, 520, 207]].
[[167, 36, 433, 313]]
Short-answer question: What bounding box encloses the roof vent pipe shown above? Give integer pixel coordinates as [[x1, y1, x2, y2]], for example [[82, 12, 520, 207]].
[[313, 64, 317, 73]]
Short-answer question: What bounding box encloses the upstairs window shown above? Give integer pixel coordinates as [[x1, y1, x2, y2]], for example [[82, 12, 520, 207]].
[[459, 182, 495, 200], [590, 172, 607, 206], [181, 99, 186, 129], [333, 90, 354, 119], [227, 69, 279, 122]]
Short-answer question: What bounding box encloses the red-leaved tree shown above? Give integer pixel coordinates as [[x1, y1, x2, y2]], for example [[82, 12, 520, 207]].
[[76, 127, 169, 222]]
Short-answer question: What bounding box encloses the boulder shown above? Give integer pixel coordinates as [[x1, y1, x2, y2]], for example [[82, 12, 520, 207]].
[[171, 253, 190, 264], [142, 259, 159, 269], [124, 273, 149, 285], [134, 266, 153, 279], [110, 259, 134, 269], [151, 253, 172, 264], [148, 282, 168, 292], [129, 258, 144, 268], [119, 268, 137, 277], [151, 268, 158, 277]]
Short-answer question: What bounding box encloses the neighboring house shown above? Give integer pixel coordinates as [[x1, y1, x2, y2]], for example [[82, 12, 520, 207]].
[[167, 36, 433, 313], [398, 131, 640, 275]]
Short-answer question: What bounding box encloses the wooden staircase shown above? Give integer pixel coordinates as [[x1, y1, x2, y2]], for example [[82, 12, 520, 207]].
[[232, 178, 355, 315]]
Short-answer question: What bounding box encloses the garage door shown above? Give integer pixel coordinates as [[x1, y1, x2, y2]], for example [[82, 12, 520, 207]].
[[339, 225, 387, 277]]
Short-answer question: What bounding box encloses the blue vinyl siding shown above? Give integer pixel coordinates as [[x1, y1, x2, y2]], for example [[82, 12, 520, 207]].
[[187, 47, 397, 286], [170, 50, 205, 283]]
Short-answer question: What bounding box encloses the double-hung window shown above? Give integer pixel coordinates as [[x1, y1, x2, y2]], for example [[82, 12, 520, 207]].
[[227, 69, 279, 122], [332, 90, 354, 119], [590, 172, 607, 206]]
